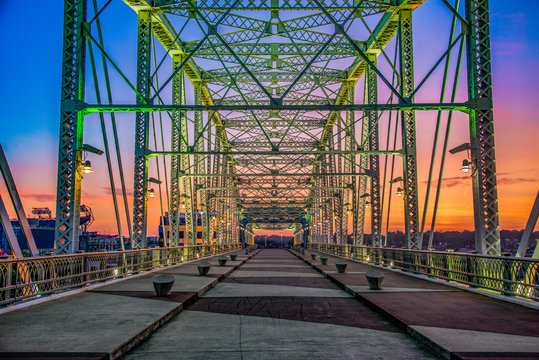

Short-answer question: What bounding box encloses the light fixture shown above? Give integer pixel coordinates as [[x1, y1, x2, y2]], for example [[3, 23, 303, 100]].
[[396, 187, 404, 197], [148, 188, 155, 198], [460, 159, 471, 173], [82, 160, 94, 174], [364, 201, 370, 208]]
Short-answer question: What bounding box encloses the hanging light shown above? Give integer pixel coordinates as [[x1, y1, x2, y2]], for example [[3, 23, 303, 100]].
[[82, 160, 94, 174], [148, 188, 155, 198], [396, 187, 404, 197], [364, 201, 370, 208], [460, 159, 471, 173]]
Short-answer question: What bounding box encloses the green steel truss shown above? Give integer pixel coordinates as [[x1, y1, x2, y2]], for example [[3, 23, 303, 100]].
[[465, 0, 500, 255], [54, 0, 86, 254], [55, 0, 501, 254], [132, 10, 152, 248]]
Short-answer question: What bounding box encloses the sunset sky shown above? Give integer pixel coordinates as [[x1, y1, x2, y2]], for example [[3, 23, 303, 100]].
[[0, 0, 537, 237]]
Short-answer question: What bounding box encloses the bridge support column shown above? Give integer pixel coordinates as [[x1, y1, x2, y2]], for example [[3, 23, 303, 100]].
[[132, 10, 152, 249], [182, 98, 195, 246], [367, 55, 382, 247], [341, 81, 355, 246], [399, 9, 420, 250], [193, 82, 210, 244], [356, 75, 370, 246], [54, 0, 87, 254], [465, 0, 501, 255], [169, 55, 185, 247]]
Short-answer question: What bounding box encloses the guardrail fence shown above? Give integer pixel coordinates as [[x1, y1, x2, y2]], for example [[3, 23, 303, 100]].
[[307, 243, 539, 301], [0, 243, 241, 306]]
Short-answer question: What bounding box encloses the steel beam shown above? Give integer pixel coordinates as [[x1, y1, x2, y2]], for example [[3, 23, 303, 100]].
[[356, 74, 370, 246], [0, 145, 38, 256], [0, 194, 23, 258], [516, 191, 539, 258], [82, 102, 471, 113], [399, 9, 420, 249], [132, 10, 152, 249], [465, 0, 501, 255], [367, 55, 382, 246], [54, 0, 87, 254], [169, 55, 184, 246]]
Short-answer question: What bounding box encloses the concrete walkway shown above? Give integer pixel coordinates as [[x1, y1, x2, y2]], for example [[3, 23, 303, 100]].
[[293, 248, 539, 360], [0, 250, 253, 359], [124, 249, 438, 359]]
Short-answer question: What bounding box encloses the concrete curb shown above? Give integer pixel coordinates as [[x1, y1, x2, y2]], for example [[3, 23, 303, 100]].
[[113, 249, 260, 360]]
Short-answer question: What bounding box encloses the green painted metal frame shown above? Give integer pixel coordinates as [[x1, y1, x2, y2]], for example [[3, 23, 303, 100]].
[[465, 0, 501, 255], [54, 0, 87, 254], [53, 0, 501, 257]]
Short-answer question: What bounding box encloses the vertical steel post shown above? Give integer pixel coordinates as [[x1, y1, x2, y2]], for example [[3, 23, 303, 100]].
[[357, 77, 370, 245], [399, 9, 421, 249], [193, 82, 202, 244], [465, 0, 501, 255], [194, 83, 209, 244], [367, 55, 382, 246], [181, 117, 195, 246], [54, 0, 87, 254], [328, 138, 336, 243], [216, 155, 227, 244], [169, 54, 184, 246], [132, 10, 152, 249], [341, 81, 354, 246]]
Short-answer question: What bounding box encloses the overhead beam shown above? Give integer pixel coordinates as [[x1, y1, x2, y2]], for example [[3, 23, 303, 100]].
[[81, 102, 471, 113]]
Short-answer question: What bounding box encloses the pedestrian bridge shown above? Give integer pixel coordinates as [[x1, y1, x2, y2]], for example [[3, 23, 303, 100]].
[[0, 248, 537, 359]]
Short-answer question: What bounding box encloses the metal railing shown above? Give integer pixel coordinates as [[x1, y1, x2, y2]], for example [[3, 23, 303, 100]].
[[0, 243, 241, 306], [308, 243, 539, 301]]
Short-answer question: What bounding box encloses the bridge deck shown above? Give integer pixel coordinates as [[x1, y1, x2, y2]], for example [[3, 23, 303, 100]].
[[0, 249, 537, 359], [0, 251, 255, 359], [126, 249, 436, 359], [294, 249, 539, 360]]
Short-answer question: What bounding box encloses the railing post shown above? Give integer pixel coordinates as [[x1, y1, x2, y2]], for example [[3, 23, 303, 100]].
[[374, 247, 380, 266], [419, 251, 428, 275], [400, 249, 409, 272], [441, 251, 450, 279], [2, 261, 13, 303], [427, 251, 435, 277], [502, 253, 514, 296], [412, 251, 420, 274], [466, 251, 478, 287]]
